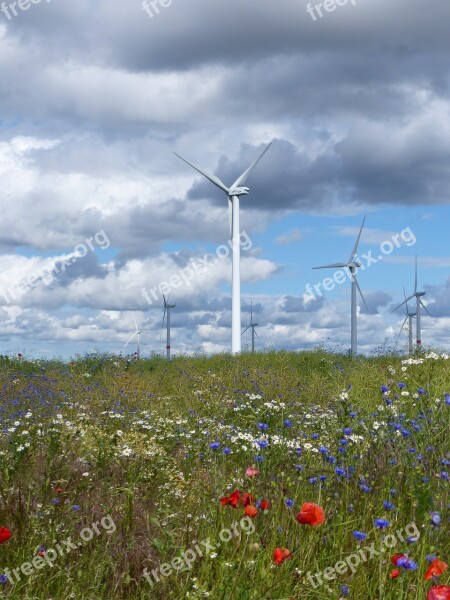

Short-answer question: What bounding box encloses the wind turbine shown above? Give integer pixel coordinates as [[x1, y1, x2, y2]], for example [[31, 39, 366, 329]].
[[174, 143, 271, 354], [313, 216, 368, 357], [242, 300, 258, 353], [124, 318, 142, 359], [397, 286, 416, 355], [162, 294, 176, 360], [393, 256, 430, 349]]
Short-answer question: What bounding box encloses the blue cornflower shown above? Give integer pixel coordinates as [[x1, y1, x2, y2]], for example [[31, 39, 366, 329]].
[[52, 498, 60, 505], [308, 477, 318, 485], [257, 423, 269, 431], [383, 501, 395, 511], [430, 512, 441, 526], [360, 484, 372, 492], [285, 499, 295, 508], [295, 448, 302, 455], [380, 385, 389, 393], [284, 419, 293, 427], [326, 455, 336, 464], [426, 554, 437, 562], [257, 440, 268, 449], [445, 393, 450, 405], [390, 488, 398, 496], [353, 531, 367, 541], [398, 382, 406, 389], [350, 411, 357, 418], [255, 455, 264, 462], [340, 584, 349, 596], [319, 446, 329, 454], [209, 442, 220, 450], [312, 433, 319, 440], [343, 427, 353, 435], [294, 464, 303, 471], [397, 556, 418, 571], [440, 471, 449, 481], [0, 575, 8, 584], [374, 518, 390, 529], [335, 467, 346, 477], [223, 447, 232, 455], [72, 504, 81, 511], [406, 536, 418, 544], [417, 388, 427, 395], [401, 429, 411, 437], [319, 475, 327, 482]]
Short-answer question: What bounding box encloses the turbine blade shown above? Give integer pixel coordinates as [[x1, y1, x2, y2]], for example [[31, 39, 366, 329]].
[[124, 332, 137, 346], [420, 300, 432, 317], [242, 326, 250, 335], [403, 286, 409, 314], [398, 316, 408, 337], [228, 197, 232, 238], [414, 255, 418, 294], [349, 215, 366, 263], [312, 263, 348, 269], [254, 328, 259, 338], [134, 317, 138, 332], [230, 143, 272, 188], [250, 299, 253, 324], [355, 277, 369, 311], [163, 294, 167, 307], [174, 153, 229, 194], [392, 295, 414, 312]]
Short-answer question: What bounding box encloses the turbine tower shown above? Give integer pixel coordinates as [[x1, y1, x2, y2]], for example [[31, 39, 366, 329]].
[[162, 295, 176, 360], [313, 216, 368, 357], [393, 256, 430, 349], [242, 300, 258, 353], [397, 287, 416, 355], [124, 318, 142, 359], [174, 143, 271, 354]]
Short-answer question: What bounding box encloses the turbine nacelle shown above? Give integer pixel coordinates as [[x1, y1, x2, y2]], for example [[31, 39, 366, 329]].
[[228, 186, 250, 197]]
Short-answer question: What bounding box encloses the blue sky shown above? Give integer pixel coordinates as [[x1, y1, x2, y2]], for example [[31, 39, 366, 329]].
[[0, 0, 449, 359]]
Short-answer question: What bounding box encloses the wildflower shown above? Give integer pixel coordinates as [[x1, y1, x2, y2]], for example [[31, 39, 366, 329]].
[[259, 499, 270, 511], [284, 419, 293, 428], [223, 447, 232, 455], [55, 487, 63, 493], [427, 585, 450, 600], [295, 502, 326, 526], [71, 504, 81, 511], [383, 501, 395, 511], [241, 493, 255, 507], [245, 467, 259, 478], [424, 559, 448, 580], [392, 554, 407, 566], [0, 528, 12, 544], [340, 584, 349, 596], [257, 423, 269, 431], [244, 505, 258, 519], [353, 531, 367, 541], [285, 499, 295, 508], [273, 547, 292, 564], [220, 490, 240, 508], [374, 518, 390, 529], [430, 512, 441, 526], [209, 442, 220, 450], [390, 569, 401, 578]]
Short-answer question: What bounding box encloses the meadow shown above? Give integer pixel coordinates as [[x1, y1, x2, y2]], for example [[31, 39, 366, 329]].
[[0, 350, 449, 600]]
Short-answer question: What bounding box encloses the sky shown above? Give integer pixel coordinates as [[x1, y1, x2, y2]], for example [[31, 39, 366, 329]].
[[0, 0, 449, 359]]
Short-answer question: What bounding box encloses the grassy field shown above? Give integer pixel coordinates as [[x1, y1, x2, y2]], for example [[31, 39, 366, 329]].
[[0, 350, 449, 599]]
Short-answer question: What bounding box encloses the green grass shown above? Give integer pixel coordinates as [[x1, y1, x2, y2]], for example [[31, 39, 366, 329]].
[[0, 350, 449, 599]]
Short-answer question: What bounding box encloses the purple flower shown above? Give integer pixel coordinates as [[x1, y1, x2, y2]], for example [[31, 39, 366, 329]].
[[380, 385, 389, 393], [72, 504, 81, 511], [209, 442, 220, 450], [285, 498, 295, 508], [257, 423, 269, 431], [257, 440, 268, 449], [284, 419, 293, 427], [223, 447, 232, 455], [340, 584, 349, 596], [383, 501, 395, 511], [0, 575, 8, 584], [430, 512, 441, 526], [374, 518, 390, 529], [343, 427, 353, 435], [353, 531, 367, 541]]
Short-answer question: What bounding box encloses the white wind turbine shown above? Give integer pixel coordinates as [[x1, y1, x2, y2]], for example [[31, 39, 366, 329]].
[[393, 256, 430, 349], [162, 294, 176, 360], [174, 143, 271, 354], [313, 216, 369, 357], [397, 286, 416, 355], [242, 300, 258, 353], [124, 318, 142, 359]]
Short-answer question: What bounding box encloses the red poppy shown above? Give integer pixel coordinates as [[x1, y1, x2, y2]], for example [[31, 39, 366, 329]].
[[220, 489, 240, 508], [55, 487, 63, 494], [392, 554, 407, 566], [295, 502, 326, 526], [427, 586, 450, 600], [245, 467, 259, 478], [273, 547, 292, 564], [241, 493, 255, 507], [260, 499, 270, 511], [0, 527, 12, 544], [244, 505, 258, 518], [390, 569, 401, 579], [424, 559, 448, 580]]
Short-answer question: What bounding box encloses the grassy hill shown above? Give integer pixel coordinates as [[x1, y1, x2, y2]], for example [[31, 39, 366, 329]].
[[0, 350, 449, 599]]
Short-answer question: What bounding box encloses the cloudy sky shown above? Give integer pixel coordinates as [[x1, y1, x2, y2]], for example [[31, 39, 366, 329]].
[[0, 0, 449, 359]]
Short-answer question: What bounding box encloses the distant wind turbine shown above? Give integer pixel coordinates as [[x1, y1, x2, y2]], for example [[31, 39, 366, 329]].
[[393, 256, 430, 349], [313, 215, 369, 357], [242, 300, 258, 353], [397, 286, 416, 355], [162, 295, 176, 360], [174, 143, 271, 354], [124, 318, 142, 359]]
